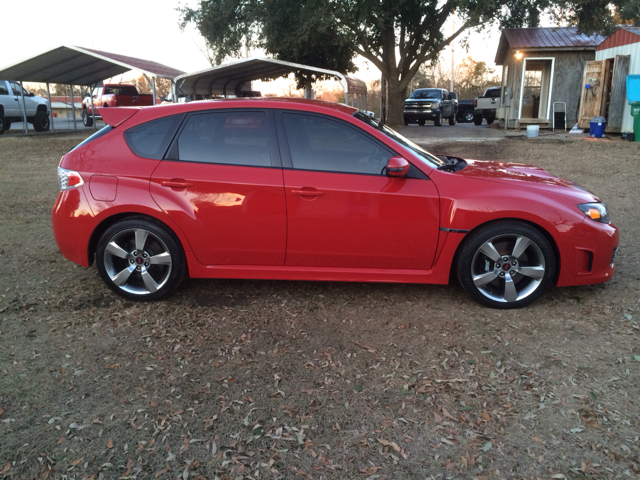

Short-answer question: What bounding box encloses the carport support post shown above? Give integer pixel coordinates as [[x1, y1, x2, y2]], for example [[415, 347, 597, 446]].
[[90, 85, 97, 130], [19, 81, 28, 134], [143, 74, 156, 105], [46, 83, 54, 132], [70, 85, 77, 131]]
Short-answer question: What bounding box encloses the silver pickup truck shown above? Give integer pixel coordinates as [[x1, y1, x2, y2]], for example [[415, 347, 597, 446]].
[[0, 80, 50, 134], [473, 87, 501, 126]]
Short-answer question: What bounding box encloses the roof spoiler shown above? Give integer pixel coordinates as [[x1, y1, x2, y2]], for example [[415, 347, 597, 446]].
[[98, 107, 139, 127]]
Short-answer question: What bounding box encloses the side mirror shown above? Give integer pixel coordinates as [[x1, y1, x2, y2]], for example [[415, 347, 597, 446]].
[[449, 93, 456, 100], [29, 92, 35, 97], [386, 156, 410, 177], [84, 92, 90, 97]]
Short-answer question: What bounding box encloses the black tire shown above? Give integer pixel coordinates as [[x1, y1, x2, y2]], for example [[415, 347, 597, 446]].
[[464, 111, 474, 123], [434, 113, 441, 127], [486, 116, 494, 125], [456, 221, 556, 309], [473, 114, 483, 126], [96, 218, 186, 301], [404, 118, 410, 126], [448, 114, 456, 126], [418, 119, 425, 126], [3, 120, 10, 131], [82, 109, 93, 127], [0, 115, 5, 135], [32, 111, 50, 132]]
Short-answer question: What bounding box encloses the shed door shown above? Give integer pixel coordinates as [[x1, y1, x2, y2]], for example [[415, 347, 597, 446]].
[[578, 61, 606, 129], [606, 55, 630, 132]]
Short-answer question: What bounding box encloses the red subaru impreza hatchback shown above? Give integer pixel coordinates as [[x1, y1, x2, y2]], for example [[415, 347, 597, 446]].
[[52, 98, 618, 308]]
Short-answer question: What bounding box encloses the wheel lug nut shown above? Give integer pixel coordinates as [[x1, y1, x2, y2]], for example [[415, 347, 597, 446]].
[[512, 261, 517, 266], [143, 253, 147, 258], [136, 266, 141, 270], [133, 251, 137, 255], [500, 272, 505, 277], [510, 270, 515, 275], [144, 263, 149, 267], [129, 259, 134, 264], [502, 256, 508, 261], [496, 263, 501, 268]]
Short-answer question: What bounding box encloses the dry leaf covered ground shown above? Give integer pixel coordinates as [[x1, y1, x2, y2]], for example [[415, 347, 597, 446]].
[[0, 131, 639, 480]]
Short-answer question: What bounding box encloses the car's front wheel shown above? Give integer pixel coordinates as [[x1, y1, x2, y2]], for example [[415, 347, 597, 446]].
[[96, 218, 186, 301], [457, 221, 555, 309], [82, 109, 93, 127], [32, 111, 50, 132], [449, 114, 456, 126], [0, 115, 5, 135]]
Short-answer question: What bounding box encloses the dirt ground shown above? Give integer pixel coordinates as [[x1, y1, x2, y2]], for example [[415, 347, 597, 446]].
[[0, 131, 639, 480]]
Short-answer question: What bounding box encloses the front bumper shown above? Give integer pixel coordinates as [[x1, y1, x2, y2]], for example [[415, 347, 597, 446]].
[[556, 219, 619, 287], [404, 109, 440, 121]]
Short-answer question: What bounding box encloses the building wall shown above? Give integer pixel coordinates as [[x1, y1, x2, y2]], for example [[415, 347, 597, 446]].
[[596, 43, 640, 133], [500, 48, 595, 128]]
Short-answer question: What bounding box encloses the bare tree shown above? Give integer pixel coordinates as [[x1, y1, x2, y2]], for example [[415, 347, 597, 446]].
[[129, 75, 173, 99]]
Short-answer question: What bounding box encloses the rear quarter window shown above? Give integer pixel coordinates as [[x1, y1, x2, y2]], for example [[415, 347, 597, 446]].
[[124, 114, 185, 159]]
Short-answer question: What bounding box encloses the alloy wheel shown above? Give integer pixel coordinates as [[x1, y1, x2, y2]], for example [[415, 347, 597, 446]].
[[470, 233, 546, 303], [103, 228, 173, 295]]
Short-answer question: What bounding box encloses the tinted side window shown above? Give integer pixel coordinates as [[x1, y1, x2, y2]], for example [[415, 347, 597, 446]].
[[282, 113, 391, 175], [124, 114, 184, 159], [0, 83, 8, 95], [177, 111, 271, 167], [486, 89, 501, 98]]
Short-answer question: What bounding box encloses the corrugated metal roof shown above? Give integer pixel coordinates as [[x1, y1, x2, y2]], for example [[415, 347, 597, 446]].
[[175, 57, 367, 96], [495, 27, 606, 65], [0, 45, 184, 85], [597, 26, 640, 51]]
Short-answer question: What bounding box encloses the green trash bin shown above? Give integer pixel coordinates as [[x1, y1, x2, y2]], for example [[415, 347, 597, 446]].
[[632, 102, 640, 142]]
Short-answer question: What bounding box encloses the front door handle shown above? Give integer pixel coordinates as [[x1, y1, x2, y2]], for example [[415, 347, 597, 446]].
[[161, 179, 194, 188], [292, 188, 325, 197]]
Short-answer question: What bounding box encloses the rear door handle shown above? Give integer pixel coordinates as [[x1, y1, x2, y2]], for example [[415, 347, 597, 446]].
[[292, 188, 324, 197], [161, 179, 194, 188]]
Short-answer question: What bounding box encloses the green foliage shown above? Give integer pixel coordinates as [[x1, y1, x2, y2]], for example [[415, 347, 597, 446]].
[[179, 0, 639, 123]]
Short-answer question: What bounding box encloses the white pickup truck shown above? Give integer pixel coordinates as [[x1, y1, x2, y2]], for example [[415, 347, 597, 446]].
[[473, 86, 501, 126], [0, 80, 51, 134]]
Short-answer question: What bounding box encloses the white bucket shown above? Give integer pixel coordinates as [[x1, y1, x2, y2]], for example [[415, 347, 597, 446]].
[[526, 125, 540, 137]]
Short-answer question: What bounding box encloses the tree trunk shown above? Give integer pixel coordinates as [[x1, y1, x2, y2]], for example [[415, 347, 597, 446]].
[[386, 77, 406, 125]]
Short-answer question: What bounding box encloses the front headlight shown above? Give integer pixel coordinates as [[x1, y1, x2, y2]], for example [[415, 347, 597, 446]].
[[577, 203, 610, 224]]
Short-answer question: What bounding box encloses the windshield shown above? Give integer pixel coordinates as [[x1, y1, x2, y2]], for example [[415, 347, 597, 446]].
[[409, 89, 442, 99], [353, 112, 444, 168]]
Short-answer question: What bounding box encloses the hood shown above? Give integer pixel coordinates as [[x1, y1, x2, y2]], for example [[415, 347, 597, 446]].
[[456, 159, 602, 202]]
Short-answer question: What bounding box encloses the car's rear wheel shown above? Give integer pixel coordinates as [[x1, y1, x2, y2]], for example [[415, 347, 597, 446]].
[[457, 222, 555, 309], [473, 114, 482, 125], [418, 119, 425, 126], [82, 109, 93, 127], [449, 114, 456, 126], [434, 114, 441, 127], [464, 111, 474, 122], [96, 218, 186, 301], [404, 118, 410, 125], [487, 116, 494, 125]]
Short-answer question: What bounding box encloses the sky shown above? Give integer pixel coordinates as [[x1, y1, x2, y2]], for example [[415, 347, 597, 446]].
[[4, 0, 506, 94]]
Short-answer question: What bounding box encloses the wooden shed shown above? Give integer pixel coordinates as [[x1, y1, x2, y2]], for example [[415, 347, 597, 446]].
[[583, 27, 640, 134], [495, 28, 606, 129]]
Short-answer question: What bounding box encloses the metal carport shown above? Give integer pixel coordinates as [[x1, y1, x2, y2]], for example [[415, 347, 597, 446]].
[[174, 57, 368, 110], [0, 45, 184, 134]]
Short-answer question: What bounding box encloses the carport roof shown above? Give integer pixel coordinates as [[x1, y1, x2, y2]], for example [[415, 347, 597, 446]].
[[174, 57, 367, 96], [0, 45, 185, 86]]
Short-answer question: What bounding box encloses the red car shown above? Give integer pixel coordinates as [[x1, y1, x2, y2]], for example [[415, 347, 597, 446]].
[[52, 98, 618, 308]]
